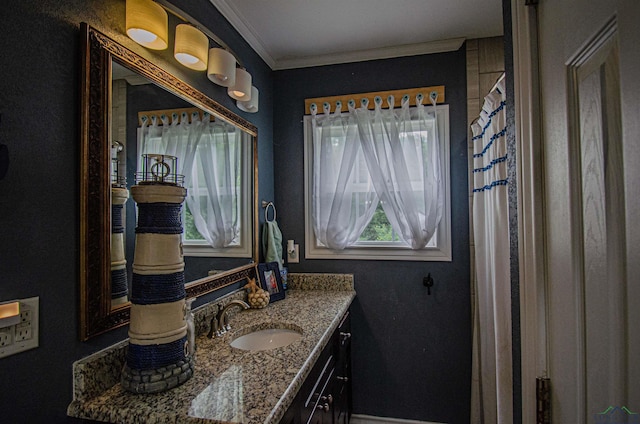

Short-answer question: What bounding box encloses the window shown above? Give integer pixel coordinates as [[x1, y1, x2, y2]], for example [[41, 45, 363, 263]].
[[303, 104, 451, 261]]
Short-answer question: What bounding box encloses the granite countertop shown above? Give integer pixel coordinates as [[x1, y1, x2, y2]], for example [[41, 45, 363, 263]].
[[68, 275, 355, 424]]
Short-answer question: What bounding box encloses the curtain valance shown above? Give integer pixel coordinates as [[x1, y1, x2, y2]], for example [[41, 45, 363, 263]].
[[304, 85, 445, 115]]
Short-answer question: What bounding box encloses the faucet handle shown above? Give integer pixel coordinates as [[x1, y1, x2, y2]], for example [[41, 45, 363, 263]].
[[206, 313, 226, 338], [216, 306, 229, 334], [206, 316, 219, 338], [206, 318, 215, 338]]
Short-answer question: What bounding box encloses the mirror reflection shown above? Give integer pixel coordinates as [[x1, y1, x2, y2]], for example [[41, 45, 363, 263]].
[[79, 23, 258, 340], [110, 61, 254, 309]]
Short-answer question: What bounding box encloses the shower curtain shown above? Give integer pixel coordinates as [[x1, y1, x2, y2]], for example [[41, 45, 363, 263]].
[[470, 74, 513, 423]]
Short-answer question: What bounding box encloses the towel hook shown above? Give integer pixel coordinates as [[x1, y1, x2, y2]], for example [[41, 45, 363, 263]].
[[262, 200, 276, 222]]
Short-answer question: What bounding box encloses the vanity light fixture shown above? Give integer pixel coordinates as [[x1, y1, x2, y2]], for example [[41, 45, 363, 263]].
[[126, 0, 168, 50], [174, 24, 209, 71], [237, 86, 259, 113], [125, 0, 259, 110], [228, 67, 252, 101], [207, 48, 236, 87]]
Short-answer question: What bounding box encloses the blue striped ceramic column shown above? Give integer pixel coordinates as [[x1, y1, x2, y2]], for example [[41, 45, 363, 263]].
[[111, 187, 129, 307], [121, 182, 194, 393]]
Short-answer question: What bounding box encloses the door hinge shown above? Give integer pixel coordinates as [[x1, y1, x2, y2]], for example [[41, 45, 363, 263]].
[[536, 377, 551, 424]]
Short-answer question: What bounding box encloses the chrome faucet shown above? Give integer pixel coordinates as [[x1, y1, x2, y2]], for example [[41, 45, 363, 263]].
[[207, 300, 250, 338]]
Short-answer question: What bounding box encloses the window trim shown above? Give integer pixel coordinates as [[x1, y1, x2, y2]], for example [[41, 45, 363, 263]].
[[303, 104, 452, 262]]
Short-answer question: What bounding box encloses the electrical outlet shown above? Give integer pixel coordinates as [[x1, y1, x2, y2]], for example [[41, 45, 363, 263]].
[[14, 322, 32, 341], [0, 330, 11, 347], [0, 296, 38, 358], [20, 307, 31, 323]]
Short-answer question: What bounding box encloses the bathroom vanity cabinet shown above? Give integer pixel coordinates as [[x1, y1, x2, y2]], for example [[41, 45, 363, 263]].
[[280, 310, 352, 424]]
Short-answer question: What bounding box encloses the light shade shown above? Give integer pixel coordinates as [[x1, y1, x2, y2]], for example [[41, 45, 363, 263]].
[[126, 0, 168, 50], [227, 68, 252, 101], [174, 24, 209, 71], [207, 48, 236, 87], [237, 86, 259, 113]]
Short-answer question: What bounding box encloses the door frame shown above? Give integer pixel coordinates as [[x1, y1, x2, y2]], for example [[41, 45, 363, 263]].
[[510, 1, 548, 422]]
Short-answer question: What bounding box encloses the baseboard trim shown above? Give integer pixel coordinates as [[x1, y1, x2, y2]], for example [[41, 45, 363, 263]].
[[350, 414, 446, 424]]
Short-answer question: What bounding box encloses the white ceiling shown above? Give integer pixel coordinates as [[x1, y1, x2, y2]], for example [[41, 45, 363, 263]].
[[209, 0, 504, 70]]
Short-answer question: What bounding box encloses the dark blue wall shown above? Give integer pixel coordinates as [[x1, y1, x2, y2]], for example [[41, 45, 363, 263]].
[[273, 51, 471, 423], [0, 0, 273, 421], [0, 0, 476, 422]]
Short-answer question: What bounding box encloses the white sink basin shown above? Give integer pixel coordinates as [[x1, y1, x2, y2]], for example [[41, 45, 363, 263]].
[[230, 328, 302, 351]]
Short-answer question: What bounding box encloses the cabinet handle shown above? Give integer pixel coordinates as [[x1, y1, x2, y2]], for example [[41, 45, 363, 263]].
[[317, 403, 330, 412], [337, 376, 349, 382]]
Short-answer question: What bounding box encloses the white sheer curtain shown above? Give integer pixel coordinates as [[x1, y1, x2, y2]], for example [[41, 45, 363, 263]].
[[187, 120, 241, 248], [310, 94, 443, 250], [470, 74, 512, 424], [311, 102, 378, 249], [353, 94, 443, 249], [137, 111, 240, 248]]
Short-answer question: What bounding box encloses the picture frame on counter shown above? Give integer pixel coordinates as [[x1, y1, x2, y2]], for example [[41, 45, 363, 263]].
[[257, 262, 286, 302]]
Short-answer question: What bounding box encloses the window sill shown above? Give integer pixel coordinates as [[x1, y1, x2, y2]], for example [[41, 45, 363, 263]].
[[304, 242, 452, 262], [183, 243, 251, 258]]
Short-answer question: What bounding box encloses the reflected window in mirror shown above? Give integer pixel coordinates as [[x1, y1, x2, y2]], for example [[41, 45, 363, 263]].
[[112, 62, 253, 261], [134, 109, 253, 258]]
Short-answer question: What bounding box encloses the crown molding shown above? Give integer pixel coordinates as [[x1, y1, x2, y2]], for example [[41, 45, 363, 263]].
[[208, 0, 277, 69], [274, 38, 466, 70], [209, 0, 465, 70]]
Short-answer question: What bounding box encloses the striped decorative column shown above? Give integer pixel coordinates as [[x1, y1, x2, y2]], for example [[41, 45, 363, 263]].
[[121, 155, 194, 393], [111, 187, 129, 307]]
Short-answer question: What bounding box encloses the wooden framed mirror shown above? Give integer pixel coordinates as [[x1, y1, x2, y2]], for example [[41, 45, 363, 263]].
[[79, 23, 258, 340]]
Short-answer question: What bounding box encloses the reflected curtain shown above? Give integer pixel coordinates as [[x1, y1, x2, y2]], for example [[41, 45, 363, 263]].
[[137, 112, 240, 248], [470, 74, 512, 424], [187, 120, 241, 248]]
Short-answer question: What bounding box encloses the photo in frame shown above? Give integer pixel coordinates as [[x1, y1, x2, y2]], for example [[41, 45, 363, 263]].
[[257, 262, 286, 302]]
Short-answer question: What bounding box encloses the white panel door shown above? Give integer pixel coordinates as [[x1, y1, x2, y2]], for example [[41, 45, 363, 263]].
[[529, 0, 640, 422]]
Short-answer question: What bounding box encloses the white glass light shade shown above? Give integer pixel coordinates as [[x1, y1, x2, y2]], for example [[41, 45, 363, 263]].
[[174, 24, 209, 71], [227, 68, 252, 101], [126, 0, 168, 50], [237, 86, 259, 113], [207, 48, 236, 87]]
